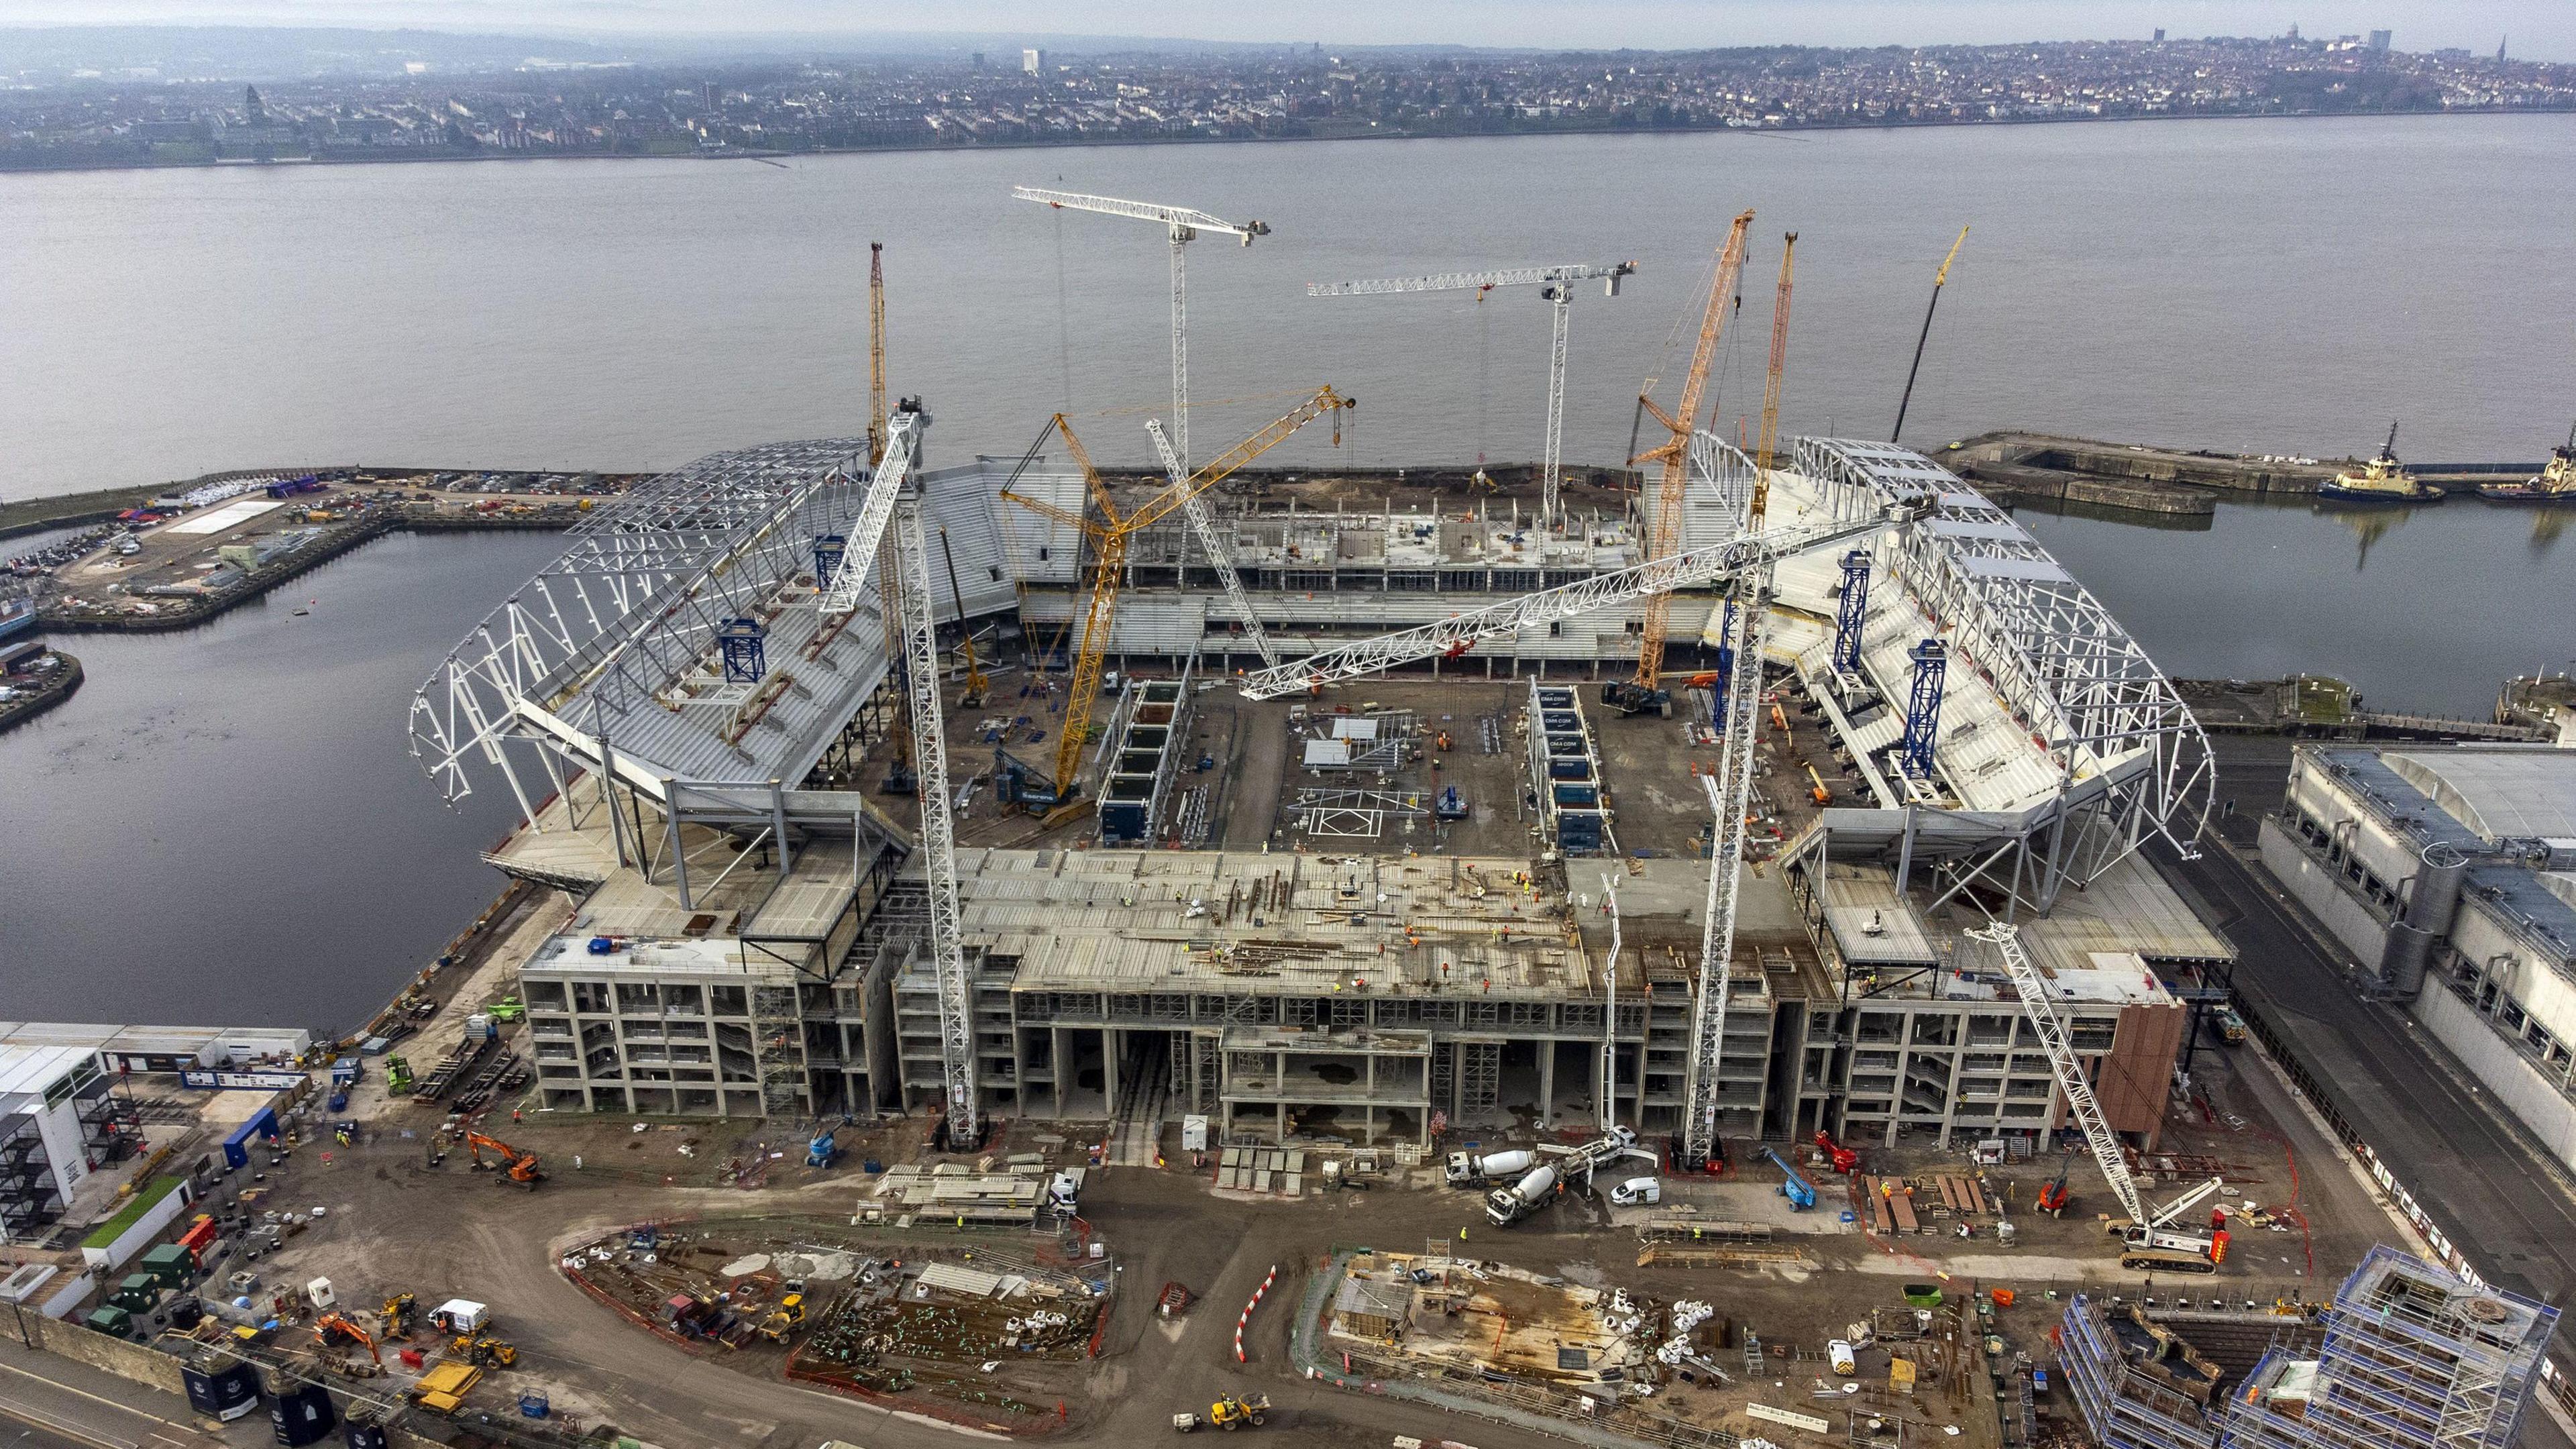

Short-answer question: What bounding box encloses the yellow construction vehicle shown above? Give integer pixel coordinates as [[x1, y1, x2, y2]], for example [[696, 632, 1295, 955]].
[[449, 1334, 519, 1367], [1207, 1394, 1270, 1430], [759, 1293, 806, 1343], [380, 1292, 416, 1339]]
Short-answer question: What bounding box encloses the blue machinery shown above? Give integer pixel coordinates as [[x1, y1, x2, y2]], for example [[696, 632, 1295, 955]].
[[1900, 639, 1946, 780], [812, 533, 846, 587], [1759, 1144, 1816, 1210], [716, 616, 769, 684], [1832, 549, 1870, 675]]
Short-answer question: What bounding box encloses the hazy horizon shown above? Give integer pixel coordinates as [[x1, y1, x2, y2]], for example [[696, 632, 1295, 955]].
[[0, 1, 2565, 62]]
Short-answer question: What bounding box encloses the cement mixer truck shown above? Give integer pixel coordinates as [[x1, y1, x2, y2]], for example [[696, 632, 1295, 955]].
[[1484, 1126, 1644, 1226], [1485, 1163, 1562, 1226], [1445, 1148, 1536, 1188]]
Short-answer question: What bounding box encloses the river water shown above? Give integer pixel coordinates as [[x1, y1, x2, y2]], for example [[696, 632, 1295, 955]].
[[2, 116, 2571, 1030], [0, 532, 561, 1029]]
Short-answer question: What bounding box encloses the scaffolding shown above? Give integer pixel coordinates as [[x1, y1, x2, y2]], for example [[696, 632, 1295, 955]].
[[0, 1114, 61, 1236], [2221, 1246, 2559, 1449], [750, 983, 808, 1119], [1526, 681, 1611, 856], [2063, 1246, 2559, 1449], [1458, 1040, 1500, 1116]]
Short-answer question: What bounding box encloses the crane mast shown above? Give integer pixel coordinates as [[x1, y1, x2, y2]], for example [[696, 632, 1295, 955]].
[[1752, 234, 1796, 523], [886, 416, 979, 1145], [1033, 415, 1122, 806], [1147, 418, 1281, 669], [1012, 186, 1269, 476], [862, 245, 906, 784], [1890, 226, 1966, 444], [816, 409, 922, 613], [867, 241, 889, 466], [1633, 211, 1754, 690], [1309, 262, 1633, 523], [1680, 235, 1797, 1169], [1681, 591, 1772, 1167]]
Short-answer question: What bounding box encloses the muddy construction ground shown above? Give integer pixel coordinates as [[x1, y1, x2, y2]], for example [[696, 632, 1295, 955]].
[[160, 1020, 2430, 1449]]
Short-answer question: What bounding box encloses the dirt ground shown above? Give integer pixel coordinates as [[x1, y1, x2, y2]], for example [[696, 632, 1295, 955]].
[[184, 1005, 2416, 1449]]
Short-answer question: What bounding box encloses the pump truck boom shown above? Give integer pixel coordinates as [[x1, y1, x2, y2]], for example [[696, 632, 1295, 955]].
[[1485, 1126, 1640, 1225]]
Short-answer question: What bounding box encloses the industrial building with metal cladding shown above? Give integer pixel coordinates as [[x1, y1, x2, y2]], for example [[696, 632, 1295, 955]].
[[407, 390, 2233, 1174]]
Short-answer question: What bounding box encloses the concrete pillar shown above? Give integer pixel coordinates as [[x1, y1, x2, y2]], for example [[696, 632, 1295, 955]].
[[1538, 1040, 1555, 1130], [1051, 1026, 1069, 1118], [1103, 1028, 1120, 1118]]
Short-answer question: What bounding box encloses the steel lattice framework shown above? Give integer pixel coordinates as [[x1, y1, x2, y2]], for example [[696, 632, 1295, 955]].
[[407, 438, 878, 818], [1792, 438, 2216, 904], [1683, 593, 1771, 1167], [890, 490, 979, 1139]]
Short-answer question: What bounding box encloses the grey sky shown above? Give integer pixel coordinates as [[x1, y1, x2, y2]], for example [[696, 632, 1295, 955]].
[[0, 1, 2561, 60]]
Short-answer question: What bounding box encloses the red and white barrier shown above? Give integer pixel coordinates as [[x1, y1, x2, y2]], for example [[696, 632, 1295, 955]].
[[1234, 1265, 1277, 1363]]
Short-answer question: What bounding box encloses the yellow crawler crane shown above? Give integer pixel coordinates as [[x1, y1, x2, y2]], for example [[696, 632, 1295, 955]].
[[1002, 388, 1352, 826]]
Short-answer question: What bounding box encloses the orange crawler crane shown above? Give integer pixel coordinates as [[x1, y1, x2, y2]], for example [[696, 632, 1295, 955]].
[[464, 1132, 545, 1189]]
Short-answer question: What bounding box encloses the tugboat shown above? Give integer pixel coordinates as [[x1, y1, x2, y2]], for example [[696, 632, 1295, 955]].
[[2479, 422, 2576, 504], [2318, 422, 2443, 504]]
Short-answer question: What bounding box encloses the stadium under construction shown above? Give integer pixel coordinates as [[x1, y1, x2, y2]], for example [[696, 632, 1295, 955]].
[[407, 395, 2232, 1167]]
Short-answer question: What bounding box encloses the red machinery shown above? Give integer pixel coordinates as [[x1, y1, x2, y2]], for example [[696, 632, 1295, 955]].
[[1813, 1130, 1859, 1175], [2037, 1148, 2076, 1218]]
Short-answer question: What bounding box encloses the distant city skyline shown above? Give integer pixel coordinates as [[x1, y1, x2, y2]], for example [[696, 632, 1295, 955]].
[[0, 1, 2564, 62]]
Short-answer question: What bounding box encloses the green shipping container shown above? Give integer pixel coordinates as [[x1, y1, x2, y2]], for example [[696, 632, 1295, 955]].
[[85, 1305, 133, 1337], [142, 1243, 193, 1287]]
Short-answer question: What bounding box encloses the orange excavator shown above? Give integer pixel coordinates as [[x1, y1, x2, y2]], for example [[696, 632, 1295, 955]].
[[464, 1132, 545, 1189], [315, 1312, 381, 1364]]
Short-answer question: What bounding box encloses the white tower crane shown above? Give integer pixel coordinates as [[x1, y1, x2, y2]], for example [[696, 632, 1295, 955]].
[[807, 406, 980, 1145], [1971, 922, 2220, 1272], [1012, 186, 1269, 476], [1681, 588, 1772, 1168], [1308, 262, 1635, 523]]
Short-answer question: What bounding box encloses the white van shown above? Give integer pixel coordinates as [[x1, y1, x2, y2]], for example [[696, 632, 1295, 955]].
[[1609, 1177, 1662, 1206], [1829, 1338, 1858, 1376]]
